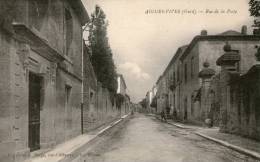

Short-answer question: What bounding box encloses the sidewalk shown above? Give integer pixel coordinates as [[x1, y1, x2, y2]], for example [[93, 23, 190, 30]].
[[196, 128, 260, 160], [166, 120, 203, 130], [148, 113, 203, 130], [150, 114, 260, 160], [28, 114, 130, 162]]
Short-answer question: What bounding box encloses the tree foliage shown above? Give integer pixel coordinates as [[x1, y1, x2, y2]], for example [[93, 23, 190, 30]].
[[88, 6, 118, 95], [249, 0, 260, 28], [115, 94, 125, 109], [139, 98, 147, 109]]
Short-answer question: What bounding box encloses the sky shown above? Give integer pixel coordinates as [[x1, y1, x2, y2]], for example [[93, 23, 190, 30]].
[[82, 0, 253, 103]]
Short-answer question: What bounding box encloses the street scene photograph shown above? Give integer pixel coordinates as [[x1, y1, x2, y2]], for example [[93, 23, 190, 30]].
[[0, 0, 260, 162]]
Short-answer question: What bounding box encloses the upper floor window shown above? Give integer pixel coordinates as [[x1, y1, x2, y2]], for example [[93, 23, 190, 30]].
[[65, 8, 73, 56], [29, 0, 48, 30], [184, 63, 188, 83], [173, 72, 175, 85], [65, 84, 72, 107]]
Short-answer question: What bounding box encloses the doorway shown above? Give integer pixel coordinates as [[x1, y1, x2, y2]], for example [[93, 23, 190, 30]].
[[28, 72, 42, 151]]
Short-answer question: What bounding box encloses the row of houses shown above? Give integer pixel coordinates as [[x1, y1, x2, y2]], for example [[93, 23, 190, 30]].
[[146, 26, 260, 140], [0, 1, 131, 162]]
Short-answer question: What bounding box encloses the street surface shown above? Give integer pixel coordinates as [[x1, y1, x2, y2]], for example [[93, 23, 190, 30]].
[[82, 114, 259, 162]]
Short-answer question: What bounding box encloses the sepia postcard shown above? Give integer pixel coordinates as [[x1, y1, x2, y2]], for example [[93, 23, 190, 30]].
[[0, 0, 260, 162]]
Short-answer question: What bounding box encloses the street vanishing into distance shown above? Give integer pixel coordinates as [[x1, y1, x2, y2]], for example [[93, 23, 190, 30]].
[[1, 1, 260, 162], [81, 114, 259, 162]]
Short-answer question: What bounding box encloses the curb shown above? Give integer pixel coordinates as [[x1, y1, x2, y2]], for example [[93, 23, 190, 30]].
[[166, 121, 190, 129], [152, 115, 190, 129], [31, 114, 131, 162], [62, 113, 131, 162], [97, 113, 130, 136], [195, 132, 260, 161]]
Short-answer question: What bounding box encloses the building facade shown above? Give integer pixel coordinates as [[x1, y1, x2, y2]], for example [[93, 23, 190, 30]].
[[0, 1, 89, 162], [155, 27, 260, 125]]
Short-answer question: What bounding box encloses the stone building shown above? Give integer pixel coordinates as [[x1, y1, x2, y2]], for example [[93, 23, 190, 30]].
[[155, 75, 166, 114], [0, 0, 89, 162], [145, 90, 153, 113], [156, 45, 187, 118], [117, 74, 130, 115], [155, 27, 260, 124], [146, 86, 157, 113], [179, 29, 260, 124], [117, 74, 127, 95]]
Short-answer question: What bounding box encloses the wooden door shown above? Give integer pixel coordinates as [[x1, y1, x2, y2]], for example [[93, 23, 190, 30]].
[[28, 72, 41, 152]]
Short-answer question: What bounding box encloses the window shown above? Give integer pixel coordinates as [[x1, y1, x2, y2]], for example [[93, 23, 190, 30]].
[[184, 63, 188, 83], [65, 8, 73, 56], [191, 57, 194, 78], [65, 85, 72, 129], [173, 72, 175, 85], [65, 85, 72, 106]]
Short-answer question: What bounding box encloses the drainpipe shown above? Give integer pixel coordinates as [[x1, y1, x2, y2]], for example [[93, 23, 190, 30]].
[[81, 22, 90, 134]]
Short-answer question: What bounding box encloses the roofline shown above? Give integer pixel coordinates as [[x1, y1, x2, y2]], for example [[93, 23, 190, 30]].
[[162, 45, 188, 77], [180, 34, 260, 61], [156, 45, 188, 84], [156, 75, 162, 84], [68, 0, 90, 25]]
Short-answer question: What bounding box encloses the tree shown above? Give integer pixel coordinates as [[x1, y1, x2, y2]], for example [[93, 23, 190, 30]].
[[115, 93, 125, 110], [139, 98, 147, 109], [87, 5, 118, 95], [249, 0, 260, 28]]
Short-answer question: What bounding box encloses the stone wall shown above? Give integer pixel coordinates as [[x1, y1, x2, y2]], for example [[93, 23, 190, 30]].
[[82, 82, 121, 132], [82, 45, 123, 133], [219, 65, 260, 140]]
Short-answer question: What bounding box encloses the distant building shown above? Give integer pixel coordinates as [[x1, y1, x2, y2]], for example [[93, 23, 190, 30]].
[[145, 90, 153, 113], [117, 74, 130, 114], [150, 86, 158, 113], [117, 74, 127, 95], [156, 45, 187, 116]]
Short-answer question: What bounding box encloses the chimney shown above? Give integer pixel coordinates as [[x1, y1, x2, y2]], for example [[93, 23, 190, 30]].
[[201, 30, 207, 36], [241, 25, 247, 35]]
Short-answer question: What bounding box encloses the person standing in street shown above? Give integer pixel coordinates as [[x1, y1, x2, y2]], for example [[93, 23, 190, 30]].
[[161, 109, 167, 122]]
